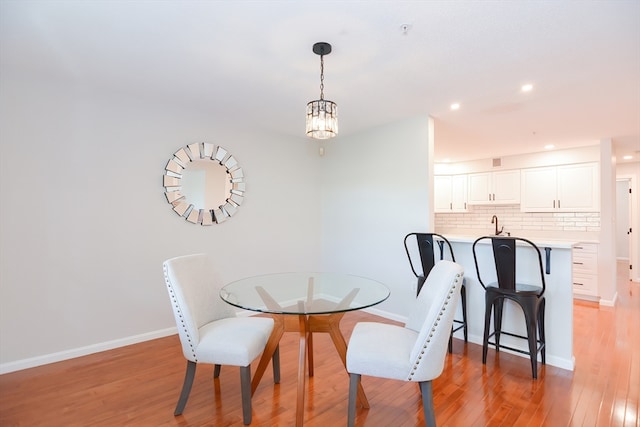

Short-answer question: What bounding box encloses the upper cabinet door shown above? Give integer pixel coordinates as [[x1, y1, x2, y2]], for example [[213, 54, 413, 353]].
[[434, 175, 468, 213], [434, 175, 453, 212], [467, 173, 492, 204], [520, 166, 558, 212], [492, 170, 521, 204], [521, 163, 600, 212], [557, 163, 600, 211], [468, 170, 520, 205], [450, 174, 468, 211]]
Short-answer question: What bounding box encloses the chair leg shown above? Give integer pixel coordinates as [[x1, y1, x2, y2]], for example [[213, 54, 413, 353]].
[[521, 298, 539, 379], [272, 344, 281, 384], [213, 364, 221, 378], [420, 380, 436, 427], [494, 298, 504, 351], [461, 282, 468, 342], [449, 283, 469, 353], [240, 365, 252, 425], [174, 360, 197, 416], [482, 294, 493, 364], [538, 298, 546, 365], [347, 373, 360, 427]]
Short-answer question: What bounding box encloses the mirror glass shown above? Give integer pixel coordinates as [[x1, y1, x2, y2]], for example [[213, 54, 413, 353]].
[[163, 143, 245, 226], [181, 160, 232, 210]]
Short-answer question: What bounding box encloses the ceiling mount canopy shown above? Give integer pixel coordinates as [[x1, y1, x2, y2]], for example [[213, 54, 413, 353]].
[[306, 42, 338, 140]]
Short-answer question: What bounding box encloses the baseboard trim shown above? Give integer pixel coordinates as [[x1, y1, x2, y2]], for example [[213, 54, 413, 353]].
[[3, 302, 580, 375], [0, 308, 400, 375], [599, 292, 618, 307], [362, 306, 408, 324], [0, 327, 177, 375], [458, 333, 575, 372]]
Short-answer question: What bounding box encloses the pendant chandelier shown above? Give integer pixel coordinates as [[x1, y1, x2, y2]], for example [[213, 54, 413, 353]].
[[306, 42, 338, 139]]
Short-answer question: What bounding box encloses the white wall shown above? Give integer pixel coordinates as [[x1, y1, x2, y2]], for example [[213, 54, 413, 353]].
[[0, 70, 434, 371], [319, 116, 432, 317], [598, 139, 617, 304], [0, 70, 324, 370]]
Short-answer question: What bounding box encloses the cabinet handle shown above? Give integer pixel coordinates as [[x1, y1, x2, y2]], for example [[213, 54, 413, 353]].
[[553, 200, 556, 208], [464, 202, 467, 209], [574, 246, 583, 249], [558, 200, 561, 209], [450, 202, 452, 210], [573, 262, 584, 265], [573, 282, 584, 286]]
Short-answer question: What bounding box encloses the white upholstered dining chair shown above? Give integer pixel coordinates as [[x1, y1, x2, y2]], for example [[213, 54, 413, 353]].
[[346, 260, 464, 426], [163, 254, 279, 425]]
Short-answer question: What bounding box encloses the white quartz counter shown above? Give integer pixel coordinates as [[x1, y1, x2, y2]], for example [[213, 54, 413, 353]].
[[436, 229, 599, 248], [442, 234, 577, 249]]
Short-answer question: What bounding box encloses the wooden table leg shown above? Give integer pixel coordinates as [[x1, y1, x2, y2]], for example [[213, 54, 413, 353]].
[[307, 332, 314, 377], [296, 311, 308, 427], [251, 315, 284, 396]]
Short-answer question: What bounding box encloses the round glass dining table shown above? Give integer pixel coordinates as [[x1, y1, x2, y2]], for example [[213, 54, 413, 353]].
[[220, 272, 390, 426]]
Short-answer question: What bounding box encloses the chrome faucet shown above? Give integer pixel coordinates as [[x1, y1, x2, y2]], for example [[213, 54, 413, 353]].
[[491, 215, 504, 235]]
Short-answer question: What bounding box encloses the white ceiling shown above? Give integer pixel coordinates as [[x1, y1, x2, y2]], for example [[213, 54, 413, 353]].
[[1, 0, 639, 163]]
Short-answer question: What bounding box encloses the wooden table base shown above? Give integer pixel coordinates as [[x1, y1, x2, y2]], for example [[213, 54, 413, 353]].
[[251, 311, 370, 426]]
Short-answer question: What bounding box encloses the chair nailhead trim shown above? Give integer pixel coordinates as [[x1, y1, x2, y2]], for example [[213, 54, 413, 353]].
[[164, 265, 198, 362], [406, 279, 460, 381]]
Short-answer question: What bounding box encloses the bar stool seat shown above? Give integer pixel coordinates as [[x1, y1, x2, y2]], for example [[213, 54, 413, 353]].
[[472, 236, 546, 379]]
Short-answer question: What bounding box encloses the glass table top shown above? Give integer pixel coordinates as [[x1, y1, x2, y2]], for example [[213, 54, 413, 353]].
[[220, 272, 390, 315]]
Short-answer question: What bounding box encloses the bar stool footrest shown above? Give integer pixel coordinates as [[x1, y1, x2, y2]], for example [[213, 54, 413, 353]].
[[487, 330, 545, 357]]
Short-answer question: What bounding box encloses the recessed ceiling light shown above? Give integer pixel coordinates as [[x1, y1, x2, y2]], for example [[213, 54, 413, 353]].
[[521, 84, 533, 92], [450, 103, 460, 110], [544, 144, 555, 150], [623, 155, 633, 160]]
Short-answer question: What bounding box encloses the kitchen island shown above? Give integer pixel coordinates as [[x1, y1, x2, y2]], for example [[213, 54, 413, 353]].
[[442, 234, 576, 371]]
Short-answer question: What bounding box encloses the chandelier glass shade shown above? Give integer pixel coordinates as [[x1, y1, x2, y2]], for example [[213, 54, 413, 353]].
[[306, 99, 338, 139], [306, 42, 338, 139]]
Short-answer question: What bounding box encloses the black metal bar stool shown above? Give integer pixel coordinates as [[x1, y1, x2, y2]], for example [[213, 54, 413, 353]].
[[472, 236, 546, 379], [404, 232, 468, 353]]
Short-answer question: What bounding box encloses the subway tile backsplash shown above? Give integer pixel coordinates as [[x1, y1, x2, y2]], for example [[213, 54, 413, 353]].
[[435, 205, 600, 234]]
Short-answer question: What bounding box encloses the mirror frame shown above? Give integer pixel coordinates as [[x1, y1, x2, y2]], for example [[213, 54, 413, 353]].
[[163, 143, 245, 225]]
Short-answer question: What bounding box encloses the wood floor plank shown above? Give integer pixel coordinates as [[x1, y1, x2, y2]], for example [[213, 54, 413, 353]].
[[1, 262, 638, 426]]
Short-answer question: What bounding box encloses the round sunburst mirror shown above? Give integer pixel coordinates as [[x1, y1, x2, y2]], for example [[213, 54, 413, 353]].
[[163, 143, 245, 225]]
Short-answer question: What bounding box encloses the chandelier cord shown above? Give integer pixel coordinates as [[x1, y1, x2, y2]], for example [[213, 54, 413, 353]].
[[319, 54, 325, 100]]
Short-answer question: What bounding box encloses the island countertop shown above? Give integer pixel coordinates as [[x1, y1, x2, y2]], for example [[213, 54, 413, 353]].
[[435, 232, 598, 249]]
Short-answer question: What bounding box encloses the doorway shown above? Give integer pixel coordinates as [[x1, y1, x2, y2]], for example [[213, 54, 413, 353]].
[[616, 178, 634, 281]]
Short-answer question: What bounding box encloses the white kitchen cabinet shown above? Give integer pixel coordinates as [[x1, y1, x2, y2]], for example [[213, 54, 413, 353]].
[[434, 175, 467, 212], [572, 242, 598, 299], [467, 170, 520, 205], [521, 163, 600, 212]]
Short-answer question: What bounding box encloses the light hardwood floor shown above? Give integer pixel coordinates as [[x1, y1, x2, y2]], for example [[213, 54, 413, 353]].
[[1, 263, 638, 426]]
